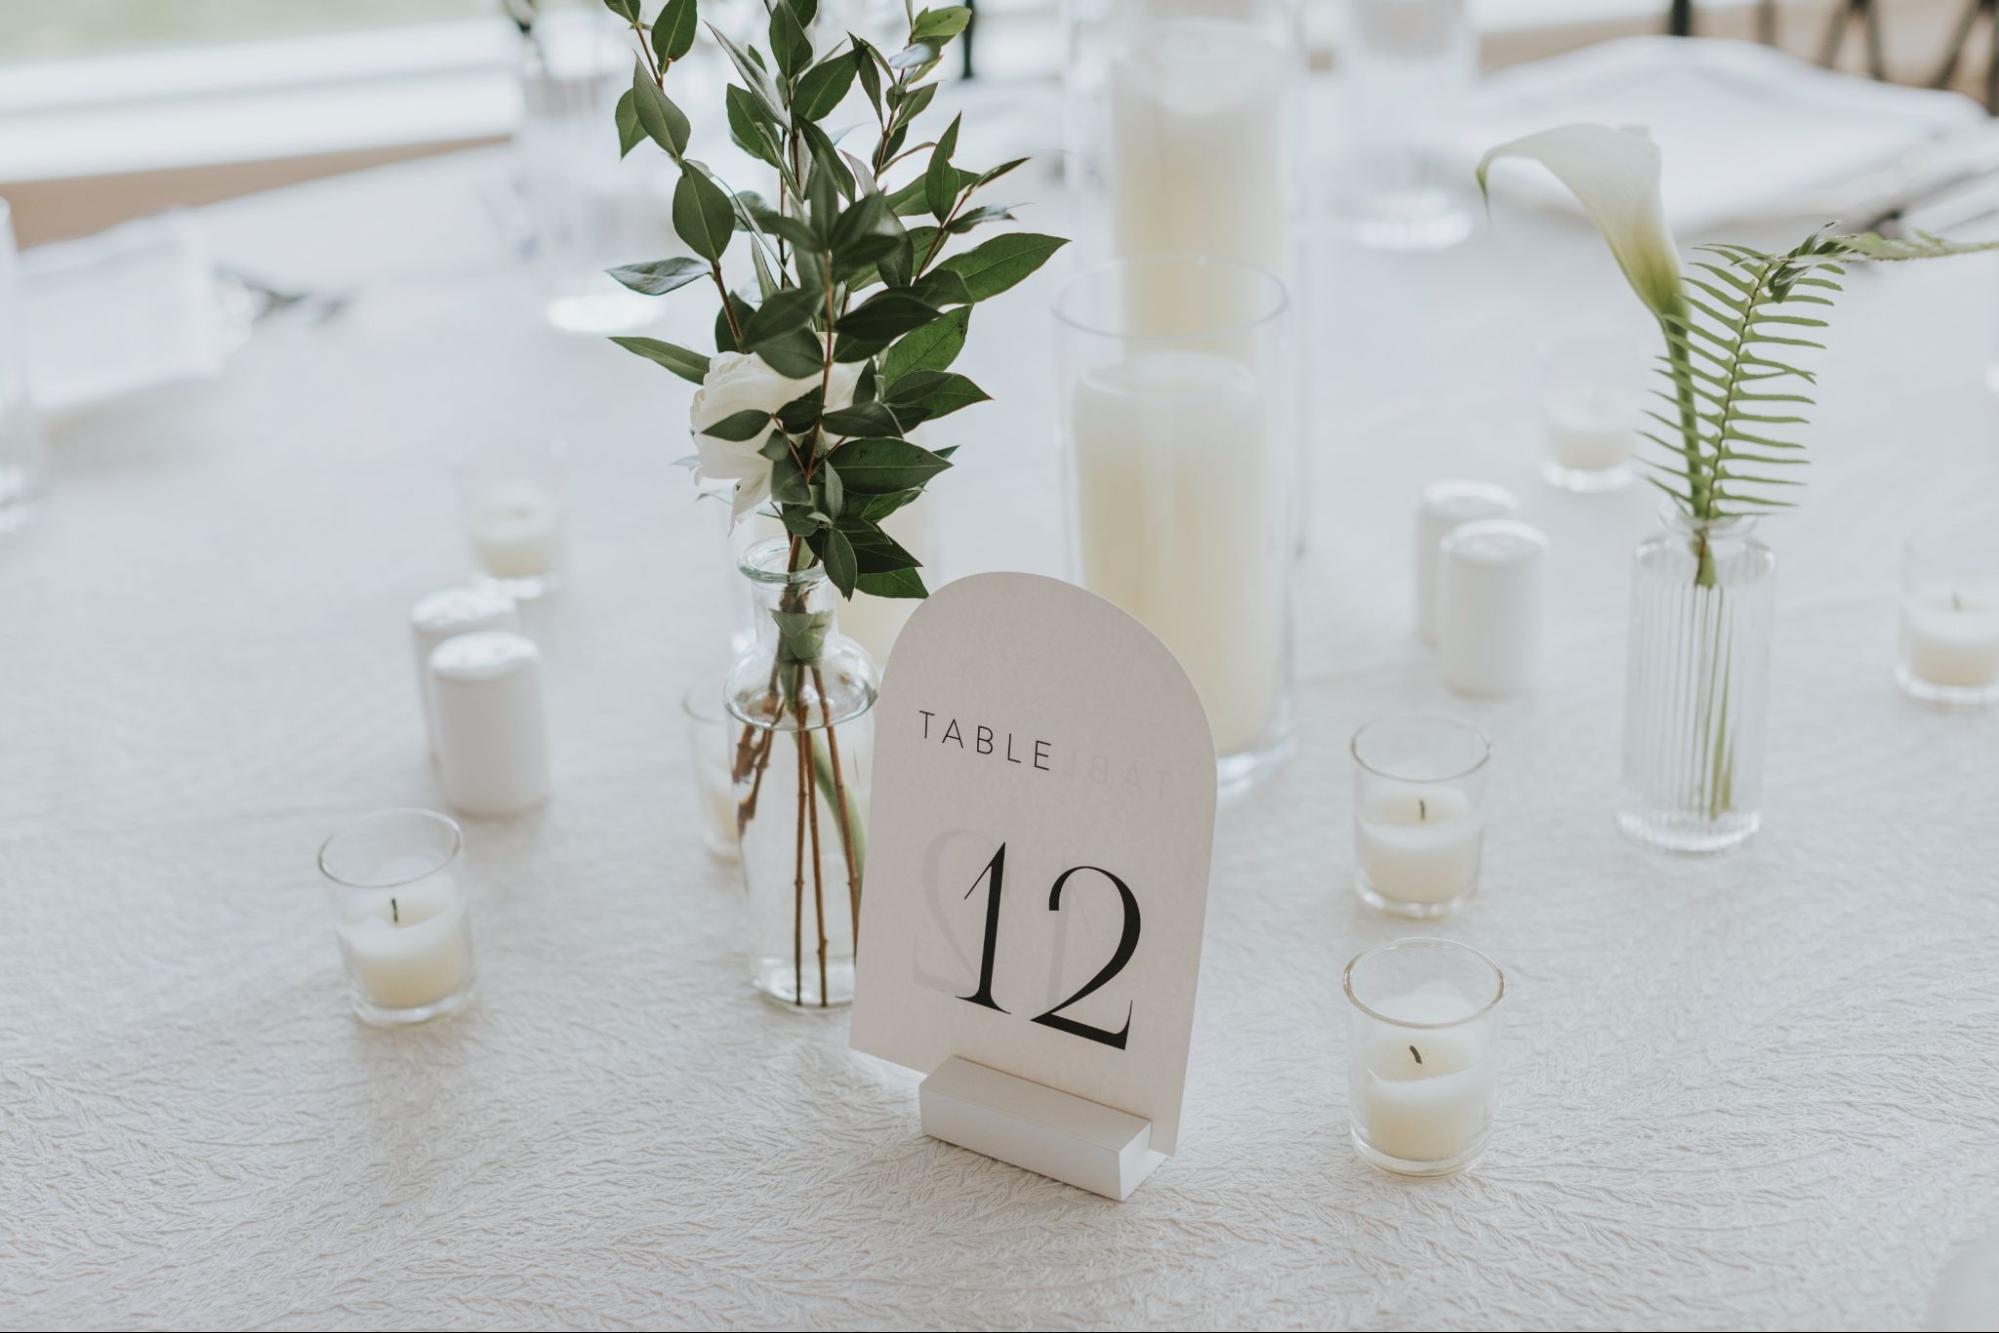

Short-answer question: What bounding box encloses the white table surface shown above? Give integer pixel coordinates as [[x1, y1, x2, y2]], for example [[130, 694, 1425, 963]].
[[7, 84, 1999, 1332]]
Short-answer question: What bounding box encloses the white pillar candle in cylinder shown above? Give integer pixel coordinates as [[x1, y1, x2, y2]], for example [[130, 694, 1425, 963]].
[[1356, 784, 1483, 908], [430, 631, 553, 817], [1543, 386, 1637, 473], [411, 587, 519, 756], [336, 869, 474, 1012], [1439, 519, 1549, 697], [1351, 984, 1497, 1166], [468, 480, 564, 578], [1072, 350, 1281, 758], [1107, 16, 1290, 334], [1901, 589, 1999, 691], [1415, 481, 1517, 646]]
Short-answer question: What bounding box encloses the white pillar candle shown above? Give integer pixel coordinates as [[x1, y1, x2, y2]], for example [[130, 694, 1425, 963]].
[[1350, 984, 1497, 1167], [1543, 385, 1637, 473], [430, 631, 553, 817], [1071, 349, 1282, 758], [336, 868, 474, 1013], [1415, 481, 1517, 646], [411, 586, 519, 757], [1107, 16, 1290, 334], [1439, 518, 1549, 697], [1357, 784, 1483, 909], [1901, 589, 1999, 691], [467, 479, 564, 579]]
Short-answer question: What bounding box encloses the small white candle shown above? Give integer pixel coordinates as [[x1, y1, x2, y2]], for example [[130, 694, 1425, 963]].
[[467, 480, 564, 579], [335, 868, 474, 1013], [1357, 784, 1483, 908], [1415, 481, 1517, 646], [1439, 518, 1549, 698], [1071, 349, 1282, 758], [1543, 385, 1637, 473], [1350, 984, 1497, 1167], [430, 631, 553, 818], [1901, 588, 1999, 692]]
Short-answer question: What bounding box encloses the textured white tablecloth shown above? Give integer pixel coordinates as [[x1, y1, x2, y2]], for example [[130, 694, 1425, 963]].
[[7, 101, 1999, 1332]]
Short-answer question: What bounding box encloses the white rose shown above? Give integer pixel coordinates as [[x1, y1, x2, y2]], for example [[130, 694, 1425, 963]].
[[690, 347, 862, 522]]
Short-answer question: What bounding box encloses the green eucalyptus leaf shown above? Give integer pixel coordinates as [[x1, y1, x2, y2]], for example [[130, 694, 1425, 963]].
[[772, 607, 834, 663], [715, 291, 754, 353], [770, 450, 812, 504], [827, 437, 951, 492], [709, 24, 785, 117], [910, 6, 973, 43], [856, 567, 928, 599], [744, 286, 820, 344], [820, 529, 858, 598], [854, 487, 922, 522], [614, 90, 644, 158], [910, 267, 971, 308], [630, 61, 690, 159], [776, 386, 824, 434], [653, 0, 698, 60], [836, 516, 920, 572], [699, 409, 772, 442], [602, 0, 641, 21], [925, 114, 962, 222], [884, 369, 987, 424], [853, 34, 883, 111], [947, 204, 1015, 234], [769, 1, 812, 81], [887, 164, 970, 217], [880, 305, 969, 381], [821, 401, 904, 437], [795, 49, 857, 121], [672, 165, 736, 262], [756, 326, 827, 379], [935, 232, 1067, 301], [726, 85, 784, 169], [837, 290, 941, 341], [820, 458, 846, 517], [780, 505, 825, 537], [607, 256, 708, 296], [611, 336, 710, 384]]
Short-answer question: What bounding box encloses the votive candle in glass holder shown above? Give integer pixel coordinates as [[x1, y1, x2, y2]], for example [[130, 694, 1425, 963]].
[[1899, 530, 1999, 707], [1344, 937, 1504, 1176], [317, 809, 475, 1025], [682, 680, 740, 863], [458, 439, 567, 598], [1351, 713, 1490, 918], [1539, 334, 1641, 493]]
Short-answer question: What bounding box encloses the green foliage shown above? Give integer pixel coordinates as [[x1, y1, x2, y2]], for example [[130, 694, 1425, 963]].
[[603, 1, 1059, 606]]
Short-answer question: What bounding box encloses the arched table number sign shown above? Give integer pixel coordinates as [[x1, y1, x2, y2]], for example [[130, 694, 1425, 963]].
[[850, 573, 1218, 1201]]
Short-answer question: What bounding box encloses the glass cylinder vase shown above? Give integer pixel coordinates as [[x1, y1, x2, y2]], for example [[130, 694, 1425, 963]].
[[1055, 257, 1297, 795], [1618, 510, 1777, 853], [726, 538, 876, 1009]]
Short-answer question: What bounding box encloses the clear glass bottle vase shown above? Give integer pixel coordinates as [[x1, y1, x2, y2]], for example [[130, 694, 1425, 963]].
[[726, 539, 876, 1009], [1618, 510, 1776, 853]]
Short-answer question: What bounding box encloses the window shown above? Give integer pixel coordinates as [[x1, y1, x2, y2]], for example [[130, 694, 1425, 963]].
[[0, 1, 491, 62]]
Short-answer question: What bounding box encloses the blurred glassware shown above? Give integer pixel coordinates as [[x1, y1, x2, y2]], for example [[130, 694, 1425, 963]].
[[514, 7, 676, 335], [1327, 0, 1476, 251], [458, 438, 568, 600], [682, 679, 741, 863], [17, 211, 249, 419], [0, 199, 47, 532]]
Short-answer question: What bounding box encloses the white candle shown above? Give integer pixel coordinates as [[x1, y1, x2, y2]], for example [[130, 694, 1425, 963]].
[[430, 631, 553, 817], [1901, 588, 1999, 691], [1543, 385, 1637, 473], [411, 586, 519, 757], [1107, 16, 1290, 334], [467, 480, 564, 579], [1439, 518, 1549, 697], [1071, 349, 1281, 758], [1357, 784, 1482, 908], [1350, 983, 1497, 1166], [335, 868, 474, 1012], [1415, 481, 1517, 646]]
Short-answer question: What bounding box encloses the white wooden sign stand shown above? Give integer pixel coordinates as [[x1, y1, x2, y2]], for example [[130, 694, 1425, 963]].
[[850, 573, 1217, 1203]]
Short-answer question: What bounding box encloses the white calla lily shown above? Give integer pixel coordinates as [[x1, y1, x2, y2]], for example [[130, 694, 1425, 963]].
[[1477, 124, 1685, 323]]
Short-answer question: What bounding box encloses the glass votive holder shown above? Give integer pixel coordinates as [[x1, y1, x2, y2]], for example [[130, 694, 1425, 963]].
[[1351, 713, 1490, 918], [1539, 334, 1641, 493], [458, 439, 568, 599], [317, 809, 475, 1025], [1899, 531, 1999, 707], [682, 680, 740, 863], [1344, 937, 1504, 1177]]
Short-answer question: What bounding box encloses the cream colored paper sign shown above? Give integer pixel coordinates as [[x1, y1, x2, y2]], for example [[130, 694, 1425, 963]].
[[849, 573, 1217, 1153]]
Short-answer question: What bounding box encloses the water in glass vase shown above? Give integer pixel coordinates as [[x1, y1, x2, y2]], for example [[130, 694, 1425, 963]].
[[726, 539, 876, 1009], [1618, 511, 1776, 853]]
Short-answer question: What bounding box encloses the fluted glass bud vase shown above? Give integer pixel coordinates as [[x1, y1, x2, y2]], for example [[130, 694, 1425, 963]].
[[1618, 510, 1776, 853], [726, 538, 875, 1009]]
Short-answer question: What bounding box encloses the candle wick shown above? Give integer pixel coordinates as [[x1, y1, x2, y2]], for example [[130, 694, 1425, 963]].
[[391, 897, 399, 925], [1418, 798, 1428, 821], [1409, 1044, 1423, 1065], [1952, 590, 1963, 612]]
